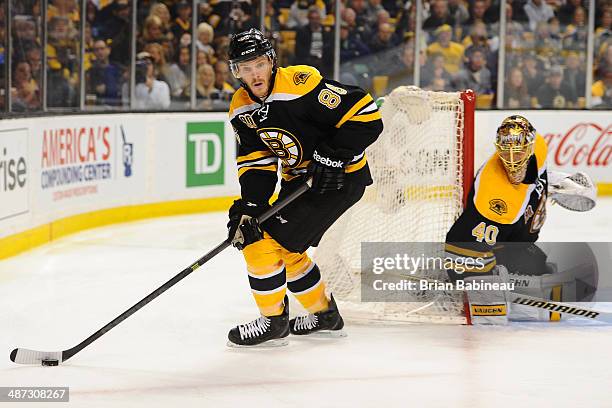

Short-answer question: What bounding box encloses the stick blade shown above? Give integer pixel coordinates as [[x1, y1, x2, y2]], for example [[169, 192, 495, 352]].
[[10, 348, 63, 365]]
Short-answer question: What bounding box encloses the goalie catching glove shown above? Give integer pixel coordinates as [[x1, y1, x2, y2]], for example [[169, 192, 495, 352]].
[[308, 143, 350, 194], [227, 199, 268, 250], [548, 171, 596, 212]]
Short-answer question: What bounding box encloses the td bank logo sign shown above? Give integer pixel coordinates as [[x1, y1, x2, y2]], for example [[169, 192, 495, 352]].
[[186, 122, 225, 187]]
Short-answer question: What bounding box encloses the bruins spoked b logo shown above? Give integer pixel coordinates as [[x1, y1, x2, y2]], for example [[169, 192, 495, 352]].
[[257, 128, 303, 167]]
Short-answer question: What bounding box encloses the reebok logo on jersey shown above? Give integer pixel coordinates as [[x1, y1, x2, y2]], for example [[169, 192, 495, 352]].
[[246, 202, 257, 207], [313, 151, 344, 168]]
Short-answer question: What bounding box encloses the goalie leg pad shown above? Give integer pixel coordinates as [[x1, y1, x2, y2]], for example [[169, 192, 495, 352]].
[[466, 266, 510, 325]]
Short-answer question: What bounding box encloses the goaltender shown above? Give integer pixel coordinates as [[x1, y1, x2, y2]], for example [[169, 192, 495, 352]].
[[445, 115, 597, 324]]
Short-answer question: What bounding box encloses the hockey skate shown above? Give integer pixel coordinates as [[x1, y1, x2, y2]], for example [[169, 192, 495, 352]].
[[289, 295, 346, 337], [227, 296, 290, 347]]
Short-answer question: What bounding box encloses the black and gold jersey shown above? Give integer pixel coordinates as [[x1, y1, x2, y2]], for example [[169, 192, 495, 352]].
[[229, 65, 383, 205], [445, 134, 549, 278]]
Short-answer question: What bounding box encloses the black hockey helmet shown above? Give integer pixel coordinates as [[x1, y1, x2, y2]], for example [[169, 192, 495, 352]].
[[228, 28, 277, 79]]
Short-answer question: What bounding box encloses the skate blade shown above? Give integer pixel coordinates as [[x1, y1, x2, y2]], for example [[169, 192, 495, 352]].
[[226, 338, 289, 348], [296, 329, 348, 339]]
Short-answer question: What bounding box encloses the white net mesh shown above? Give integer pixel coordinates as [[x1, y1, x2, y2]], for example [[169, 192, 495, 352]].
[[315, 86, 471, 324]]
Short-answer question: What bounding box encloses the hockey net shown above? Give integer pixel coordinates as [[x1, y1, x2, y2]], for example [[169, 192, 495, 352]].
[[315, 86, 475, 324]]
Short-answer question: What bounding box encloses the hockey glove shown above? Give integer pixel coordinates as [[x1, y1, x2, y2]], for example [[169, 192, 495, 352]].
[[308, 144, 347, 194], [227, 199, 268, 250]]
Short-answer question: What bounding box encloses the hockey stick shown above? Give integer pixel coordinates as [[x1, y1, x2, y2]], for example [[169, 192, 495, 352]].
[[10, 179, 313, 365]]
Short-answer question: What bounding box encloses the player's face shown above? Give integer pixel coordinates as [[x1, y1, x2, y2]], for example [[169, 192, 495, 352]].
[[496, 144, 531, 184], [236, 56, 273, 99]]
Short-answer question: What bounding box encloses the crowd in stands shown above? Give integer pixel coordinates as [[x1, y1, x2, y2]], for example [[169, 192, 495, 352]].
[[1, 0, 611, 112]]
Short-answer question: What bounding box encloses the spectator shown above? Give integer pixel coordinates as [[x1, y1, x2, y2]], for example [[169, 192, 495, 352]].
[[508, 0, 529, 23], [264, 0, 282, 33], [504, 66, 531, 108], [339, 21, 371, 62], [196, 22, 216, 63], [11, 61, 40, 111], [426, 24, 465, 74], [171, 1, 192, 46], [491, 4, 524, 46], [386, 42, 417, 89], [86, 0, 98, 38], [369, 22, 397, 53], [591, 65, 612, 108], [462, 21, 490, 49], [522, 52, 545, 95], [134, 52, 171, 110], [596, 44, 612, 80], [149, 2, 173, 40], [223, 1, 255, 34], [25, 44, 42, 85], [394, 1, 417, 41], [462, 0, 495, 39], [214, 60, 237, 94], [448, 0, 470, 28], [47, 0, 79, 23], [453, 46, 492, 94], [352, 0, 376, 34], [144, 42, 187, 99], [287, 0, 326, 29], [558, 0, 585, 25], [424, 0, 456, 32], [198, 1, 222, 30], [140, 15, 166, 49], [175, 45, 192, 100], [295, 6, 334, 75], [196, 63, 222, 109], [594, 8, 611, 53], [534, 66, 577, 108], [564, 7, 589, 50], [96, 0, 131, 65], [369, 0, 386, 21], [421, 52, 452, 88], [564, 52, 586, 99], [382, 0, 404, 18], [371, 9, 392, 37], [47, 16, 78, 107], [343, 7, 368, 41], [12, 16, 38, 52], [177, 45, 191, 76], [89, 39, 123, 106], [533, 21, 561, 60], [524, 0, 555, 31]]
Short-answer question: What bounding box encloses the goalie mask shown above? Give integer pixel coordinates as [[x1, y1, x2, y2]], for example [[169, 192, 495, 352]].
[[495, 115, 536, 184]]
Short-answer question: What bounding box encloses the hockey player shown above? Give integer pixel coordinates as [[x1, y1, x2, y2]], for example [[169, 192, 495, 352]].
[[226, 29, 383, 346], [445, 115, 597, 324]]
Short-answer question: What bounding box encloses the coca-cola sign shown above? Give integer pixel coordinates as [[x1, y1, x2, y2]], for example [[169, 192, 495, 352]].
[[542, 123, 611, 168], [476, 111, 611, 184]]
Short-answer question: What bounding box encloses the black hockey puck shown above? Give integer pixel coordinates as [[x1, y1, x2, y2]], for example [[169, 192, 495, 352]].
[[41, 359, 59, 366]]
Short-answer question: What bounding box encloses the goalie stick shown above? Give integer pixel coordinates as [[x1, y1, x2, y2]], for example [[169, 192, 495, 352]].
[[10, 180, 313, 365], [508, 292, 612, 323], [390, 272, 612, 324]]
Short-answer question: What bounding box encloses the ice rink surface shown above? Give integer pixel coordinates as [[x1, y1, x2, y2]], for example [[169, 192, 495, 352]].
[[1, 199, 611, 408]]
